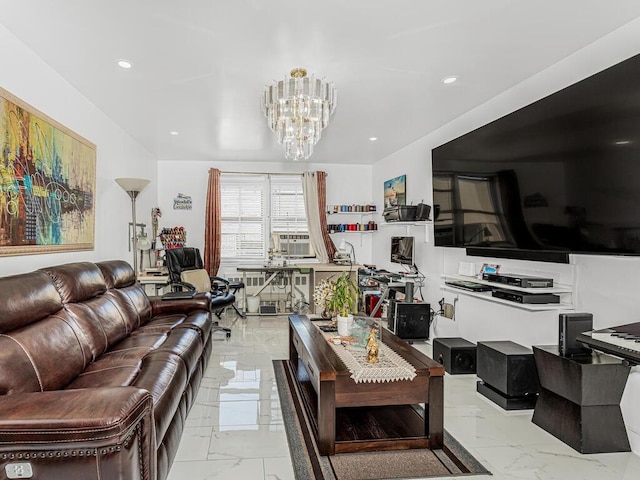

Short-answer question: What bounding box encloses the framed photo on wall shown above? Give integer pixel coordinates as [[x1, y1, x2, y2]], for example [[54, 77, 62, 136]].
[[384, 174, 406, 208], [0, 88, 96, 256]]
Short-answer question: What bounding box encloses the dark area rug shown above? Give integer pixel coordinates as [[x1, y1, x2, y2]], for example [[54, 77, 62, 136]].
[[273, 360, 491, 480]]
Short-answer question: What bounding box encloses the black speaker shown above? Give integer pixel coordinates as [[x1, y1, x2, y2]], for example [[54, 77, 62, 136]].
[[392, 302, 430, 340], [477, 341, 539, 397], [432, 337, 476, 374], [559, 312, 593, 357]]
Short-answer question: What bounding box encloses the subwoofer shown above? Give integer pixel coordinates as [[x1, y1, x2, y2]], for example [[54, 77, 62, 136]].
[[432, 337, 476, 374], [476, 340, 539, 409]]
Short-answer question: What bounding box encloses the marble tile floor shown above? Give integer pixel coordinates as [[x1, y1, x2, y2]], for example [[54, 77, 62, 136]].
[[167, 314, 640, 480]]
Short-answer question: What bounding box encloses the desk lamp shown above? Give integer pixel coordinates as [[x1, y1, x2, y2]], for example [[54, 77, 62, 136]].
[[338, 239, 356, 265], [115, 177, 150, 275]]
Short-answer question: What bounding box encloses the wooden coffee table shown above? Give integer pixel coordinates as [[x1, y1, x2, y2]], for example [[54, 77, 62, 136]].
[[288, 314, 444, 456]]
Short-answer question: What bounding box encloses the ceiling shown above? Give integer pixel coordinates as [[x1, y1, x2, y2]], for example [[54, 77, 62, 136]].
[[2, 1, 640, 165]]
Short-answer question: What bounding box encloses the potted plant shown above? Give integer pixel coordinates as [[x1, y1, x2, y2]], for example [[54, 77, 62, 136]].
[[327, 271, 359, 335]]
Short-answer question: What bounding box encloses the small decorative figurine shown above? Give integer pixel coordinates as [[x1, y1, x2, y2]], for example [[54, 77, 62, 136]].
[[366, 325, 379, 364]]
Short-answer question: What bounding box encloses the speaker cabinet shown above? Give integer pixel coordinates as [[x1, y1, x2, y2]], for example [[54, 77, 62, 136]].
[[392, 302, 431, 340], [432, 337, 476, 374], [477, 341, 539, 410], [559, 312, 593, 357]]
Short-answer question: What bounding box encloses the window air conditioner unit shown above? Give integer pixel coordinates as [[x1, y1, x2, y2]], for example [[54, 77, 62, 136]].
[[272, 233, 315, 258]]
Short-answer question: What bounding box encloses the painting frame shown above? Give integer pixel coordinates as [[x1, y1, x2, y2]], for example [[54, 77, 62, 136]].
[[383, 174, 406, 208], [0, 87, 96, 256]]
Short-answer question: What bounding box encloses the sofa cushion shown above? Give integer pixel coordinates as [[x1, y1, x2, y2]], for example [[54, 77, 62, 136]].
[[40, 262, 107, 303], [65, 296, 130, 360], [0, 315, 87, 394], [98, 260, 153, 328], [133, 351, 189, 444], [97, 260, 136, 289], [66, 363, 141, 390], [0, 271, 63, 332], [108, 287, 153, 329], [137, 311, 212, 341]]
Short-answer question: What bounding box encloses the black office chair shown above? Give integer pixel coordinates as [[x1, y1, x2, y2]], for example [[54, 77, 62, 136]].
[[210, 275, 247, 319], [164, 247, 242, 336]]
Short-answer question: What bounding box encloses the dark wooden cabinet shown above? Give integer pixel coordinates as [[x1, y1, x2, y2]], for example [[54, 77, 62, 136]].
[[532, 345, 631, 453]]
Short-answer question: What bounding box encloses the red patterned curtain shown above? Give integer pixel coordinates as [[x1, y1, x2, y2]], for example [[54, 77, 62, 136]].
[[317, 171, 337, 261], [204, 168, 222, 275]]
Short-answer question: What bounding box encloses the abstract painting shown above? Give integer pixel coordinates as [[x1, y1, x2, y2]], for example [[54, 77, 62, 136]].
[[0, 88, 96, 256]]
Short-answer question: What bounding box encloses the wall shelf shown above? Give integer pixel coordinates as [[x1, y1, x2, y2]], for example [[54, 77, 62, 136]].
[[442, 274, 573, 294], [327, 204, 378, 235], [379, 220, 433, 241], [327, 211, 375, 216], [379, 220, 432, 226], [440, 274, 575, 311]]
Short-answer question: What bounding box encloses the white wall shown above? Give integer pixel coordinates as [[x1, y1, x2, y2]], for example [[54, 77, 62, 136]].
[[156, 160, 373, 269], [0, 24, 156, 276], [371, 17, 640, 453]]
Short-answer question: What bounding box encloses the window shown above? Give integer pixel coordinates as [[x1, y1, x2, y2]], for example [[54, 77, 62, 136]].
[[220, 174, 310, 260]]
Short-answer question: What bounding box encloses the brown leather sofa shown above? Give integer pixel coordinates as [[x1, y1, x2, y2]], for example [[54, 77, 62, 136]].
[[0, 260, 214, 480]]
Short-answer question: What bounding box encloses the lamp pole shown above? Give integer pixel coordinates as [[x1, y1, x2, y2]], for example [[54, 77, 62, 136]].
[[129, 190, 141, 275], [115, 178, 150, 276]]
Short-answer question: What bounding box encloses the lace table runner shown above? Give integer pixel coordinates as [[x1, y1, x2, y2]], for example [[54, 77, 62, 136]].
[[316, 322, 417, 384]]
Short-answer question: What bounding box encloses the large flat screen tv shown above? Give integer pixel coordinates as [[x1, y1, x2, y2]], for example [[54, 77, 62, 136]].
[[432, 52, 640, 263]]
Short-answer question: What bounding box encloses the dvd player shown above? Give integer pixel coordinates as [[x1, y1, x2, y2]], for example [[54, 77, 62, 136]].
[[492, 288, 560, 304], [445, 280, 493, 292], [482, 273, 554, 288]]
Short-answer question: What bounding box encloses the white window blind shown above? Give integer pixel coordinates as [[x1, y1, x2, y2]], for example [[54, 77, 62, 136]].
[[271, 176, 307, 234], [220, 174, 267, 258], [220, 173, 310, 260]]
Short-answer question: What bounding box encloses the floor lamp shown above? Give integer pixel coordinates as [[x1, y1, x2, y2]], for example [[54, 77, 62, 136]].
[[115, 177, 150, 275]]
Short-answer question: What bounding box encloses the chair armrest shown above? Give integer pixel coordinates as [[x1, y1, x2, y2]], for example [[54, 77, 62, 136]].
[[210, 276, 230, 291], [0, 387, 156, 479], [167, 281, 196, 291]]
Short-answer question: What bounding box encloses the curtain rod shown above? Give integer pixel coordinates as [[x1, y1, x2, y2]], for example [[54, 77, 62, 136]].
[[220, 171, 306, 176]]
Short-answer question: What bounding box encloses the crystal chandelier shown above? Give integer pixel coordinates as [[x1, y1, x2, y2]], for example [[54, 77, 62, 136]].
[[262, 68, 337, 161]]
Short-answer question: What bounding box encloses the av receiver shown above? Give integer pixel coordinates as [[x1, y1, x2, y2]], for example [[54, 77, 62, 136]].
[[482, 273, 554, 288], [492, 288, 560, 304]]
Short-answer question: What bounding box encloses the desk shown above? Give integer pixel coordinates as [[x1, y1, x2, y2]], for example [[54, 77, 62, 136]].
[[237, 266, 300, 314], [138, 274, 169, 296]]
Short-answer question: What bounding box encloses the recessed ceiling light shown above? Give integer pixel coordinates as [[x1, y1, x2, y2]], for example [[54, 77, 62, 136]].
[[170, 131, 179, 136], [442, 76, 457, 84], [369, 137, 377, 141], [117, 59, 133, 69], [615, 140, 630, 145]]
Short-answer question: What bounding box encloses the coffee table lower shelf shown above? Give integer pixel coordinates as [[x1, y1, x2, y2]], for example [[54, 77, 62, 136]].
[[294, 360, 430, 454]]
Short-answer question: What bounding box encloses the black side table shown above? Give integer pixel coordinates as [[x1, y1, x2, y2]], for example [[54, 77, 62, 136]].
[[532, 345, 631, 453]]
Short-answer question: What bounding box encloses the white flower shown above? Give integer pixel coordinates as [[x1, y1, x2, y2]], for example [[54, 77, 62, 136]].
[[313, 278, 334, 309]]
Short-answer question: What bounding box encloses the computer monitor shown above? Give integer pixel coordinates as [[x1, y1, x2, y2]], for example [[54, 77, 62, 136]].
[[390, 236, 414, 266]]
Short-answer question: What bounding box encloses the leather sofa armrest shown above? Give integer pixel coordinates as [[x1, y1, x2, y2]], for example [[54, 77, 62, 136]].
[[0, 387, 156, 480], [150, 292, 211, 316]]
